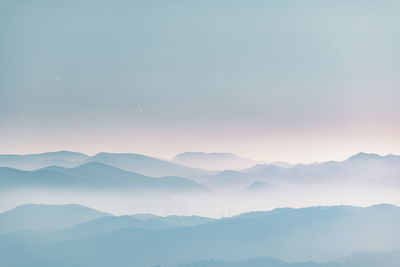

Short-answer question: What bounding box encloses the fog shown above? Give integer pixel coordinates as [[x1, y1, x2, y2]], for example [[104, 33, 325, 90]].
[[1, 183, 398, 218]]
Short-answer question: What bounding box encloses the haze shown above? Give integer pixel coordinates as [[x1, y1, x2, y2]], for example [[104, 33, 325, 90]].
[[1, 0, 400, 163], [1, 2, 400, 265]]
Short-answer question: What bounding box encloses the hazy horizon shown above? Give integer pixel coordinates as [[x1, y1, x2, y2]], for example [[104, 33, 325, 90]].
[[1, 1, 399, 266], [0, 149, 398, 165], [1, 0, 400, 163]]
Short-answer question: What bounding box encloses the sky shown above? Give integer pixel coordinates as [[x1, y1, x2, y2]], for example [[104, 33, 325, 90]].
[[1, 0, 399, 163]]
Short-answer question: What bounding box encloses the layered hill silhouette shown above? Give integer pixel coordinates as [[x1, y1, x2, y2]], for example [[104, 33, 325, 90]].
[[0, 204, 399, 267], [200, 152, 400, 191], [0, 204, 109, 234], [88, 152, 211, 177], [165, 251, 400, 267], [0, 151, 89, 170], [242, 181, 273, 193], [0, 162, 208, 193], [1, 151, 400, 194], [0, 207, 214, 244], [0, 151, 212, 178], [1, 151, 400, 196]]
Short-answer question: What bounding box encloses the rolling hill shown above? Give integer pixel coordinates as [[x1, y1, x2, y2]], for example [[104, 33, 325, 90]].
[[0, 204, 110, 235], [0, 162, 209, 193], [0, 151, 213, 178], [0, 204, 399, 267]]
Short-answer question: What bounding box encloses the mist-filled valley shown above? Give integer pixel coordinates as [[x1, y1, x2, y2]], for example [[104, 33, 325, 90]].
[[1, 151, 399, 217], [2, 0, 400, 266], [0, 151, 400, 266]]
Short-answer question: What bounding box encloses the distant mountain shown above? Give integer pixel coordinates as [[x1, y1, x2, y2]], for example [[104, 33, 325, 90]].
[[231, 207, 294, 219], [22, 151, 88, 162], [2, 151, 400, 194], [148, 215, 215, 227], [172, 152, 263, 171], [333, 250, 400, 266], [0, 162, 209, 193], [0, 151, 89, 170], [0, 167, 83, 189], [0, 204, 109, 234], [1, 151, 398, 188], [166, 250, 400, 267], [1, 204, 399, 267], [345, 152, 400, 163], [243, 163, 291, 173], [0, 216, 169, 244], [277, 152, 400, 184], [131, 213, 159, 220], [198, 168, 278, 191], [86, 152, 212, 178], [166, 257, 292, 267], [198, 152, 400, 191], [131, 213, 215, 227], [0, 213, 215, 244], [68, 214, 214, 236], [0, 151, 213, 178], [242, 181, 273, 193]]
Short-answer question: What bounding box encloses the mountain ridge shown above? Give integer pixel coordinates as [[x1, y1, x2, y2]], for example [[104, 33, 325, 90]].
[[1, 204, 399, 266], [0, 162, 209, 193]]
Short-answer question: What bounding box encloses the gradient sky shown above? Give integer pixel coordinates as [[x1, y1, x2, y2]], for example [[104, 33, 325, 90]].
[[1, 0, 399, 163]]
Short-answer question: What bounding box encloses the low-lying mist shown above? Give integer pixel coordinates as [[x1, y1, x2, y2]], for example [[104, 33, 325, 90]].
[[1, 183, 398, 218]]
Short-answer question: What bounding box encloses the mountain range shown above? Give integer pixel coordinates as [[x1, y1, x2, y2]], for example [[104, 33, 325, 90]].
[[0, 150, 290, 177], [0, 205, 214, 244], [198, 152, 400, 191], [0, 151, 212, 178], [0, 204, 399, 267], [0, 151, 89, 170], [165, 251, 400, 267], [0, 162, 208, 193], [0, 204, 109, 235], [1, 151, 400, 195]]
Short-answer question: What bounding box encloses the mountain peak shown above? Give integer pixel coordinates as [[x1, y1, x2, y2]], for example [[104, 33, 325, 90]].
[[243, 181, 273, 193], [347, 152, 382, 161]]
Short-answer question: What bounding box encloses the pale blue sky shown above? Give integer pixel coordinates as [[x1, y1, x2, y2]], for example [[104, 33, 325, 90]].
[[1, 0, 399, 162]]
